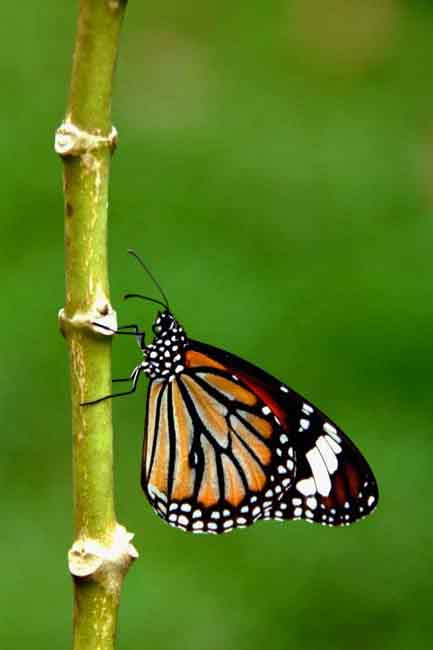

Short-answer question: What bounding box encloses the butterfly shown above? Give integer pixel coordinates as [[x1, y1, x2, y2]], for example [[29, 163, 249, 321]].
[[86, 251, 379, 535]]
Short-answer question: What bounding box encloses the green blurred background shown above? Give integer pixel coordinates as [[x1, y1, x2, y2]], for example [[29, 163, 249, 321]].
[[2, 1, 433, 648]]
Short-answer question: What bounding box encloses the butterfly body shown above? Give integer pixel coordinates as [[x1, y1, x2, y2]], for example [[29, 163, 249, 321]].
[[135, 310, 378, 534]]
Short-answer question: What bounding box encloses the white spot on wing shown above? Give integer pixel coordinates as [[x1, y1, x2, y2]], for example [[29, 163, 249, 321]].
[[316, 436, 338, 474], [323, 422, 341, 443], [325, 434, 342, 454], [306, 496, 317, 510], [296, 477, 316, 496], [306, 447, 332, 496]]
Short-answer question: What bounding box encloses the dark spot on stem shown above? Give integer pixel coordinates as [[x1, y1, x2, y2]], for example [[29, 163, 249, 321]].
[[98, 303, 110, 316], [66, 201, 74, 217]]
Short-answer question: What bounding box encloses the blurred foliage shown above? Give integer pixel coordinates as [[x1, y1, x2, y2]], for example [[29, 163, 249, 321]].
[[1, 1, 433, 648]]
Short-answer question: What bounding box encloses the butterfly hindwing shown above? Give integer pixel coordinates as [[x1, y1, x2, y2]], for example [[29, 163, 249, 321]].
[[142, 347, 297, 533]]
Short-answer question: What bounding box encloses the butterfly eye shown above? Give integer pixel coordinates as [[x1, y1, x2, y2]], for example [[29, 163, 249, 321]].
[[153, 324, 162, 334]]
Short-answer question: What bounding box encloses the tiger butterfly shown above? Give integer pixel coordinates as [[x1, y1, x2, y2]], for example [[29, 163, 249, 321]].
[[86, 251, 379, 535]]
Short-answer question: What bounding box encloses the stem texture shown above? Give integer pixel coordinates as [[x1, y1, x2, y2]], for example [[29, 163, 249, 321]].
[[56, 2, 137, 649]]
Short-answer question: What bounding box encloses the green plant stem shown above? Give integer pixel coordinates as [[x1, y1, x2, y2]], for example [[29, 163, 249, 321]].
[[56, 2, 136, 649]]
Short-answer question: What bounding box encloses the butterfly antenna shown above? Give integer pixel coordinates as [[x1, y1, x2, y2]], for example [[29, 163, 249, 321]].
[[128, 249, 170, 310], [123, 293, 168, 310]]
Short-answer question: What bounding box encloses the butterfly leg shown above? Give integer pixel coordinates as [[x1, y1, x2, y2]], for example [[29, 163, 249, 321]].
[[116, 324, 146, 350], [81, 366, 142, 406], [117, 324, 141, 331], [92, 322, 146, 349]]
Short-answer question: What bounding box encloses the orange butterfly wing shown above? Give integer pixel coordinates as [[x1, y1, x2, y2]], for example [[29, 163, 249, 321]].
[[142, 347, 295, 533]]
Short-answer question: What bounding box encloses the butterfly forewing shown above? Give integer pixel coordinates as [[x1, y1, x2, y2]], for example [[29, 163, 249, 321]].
[[140, 320, 378, 534], [197, 340, 377, 528], [267, 403, 379, 526]]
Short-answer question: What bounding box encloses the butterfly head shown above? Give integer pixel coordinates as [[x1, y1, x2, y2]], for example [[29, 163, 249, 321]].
[[143, 310, 188, 380], [151, 310, 176, 335]]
